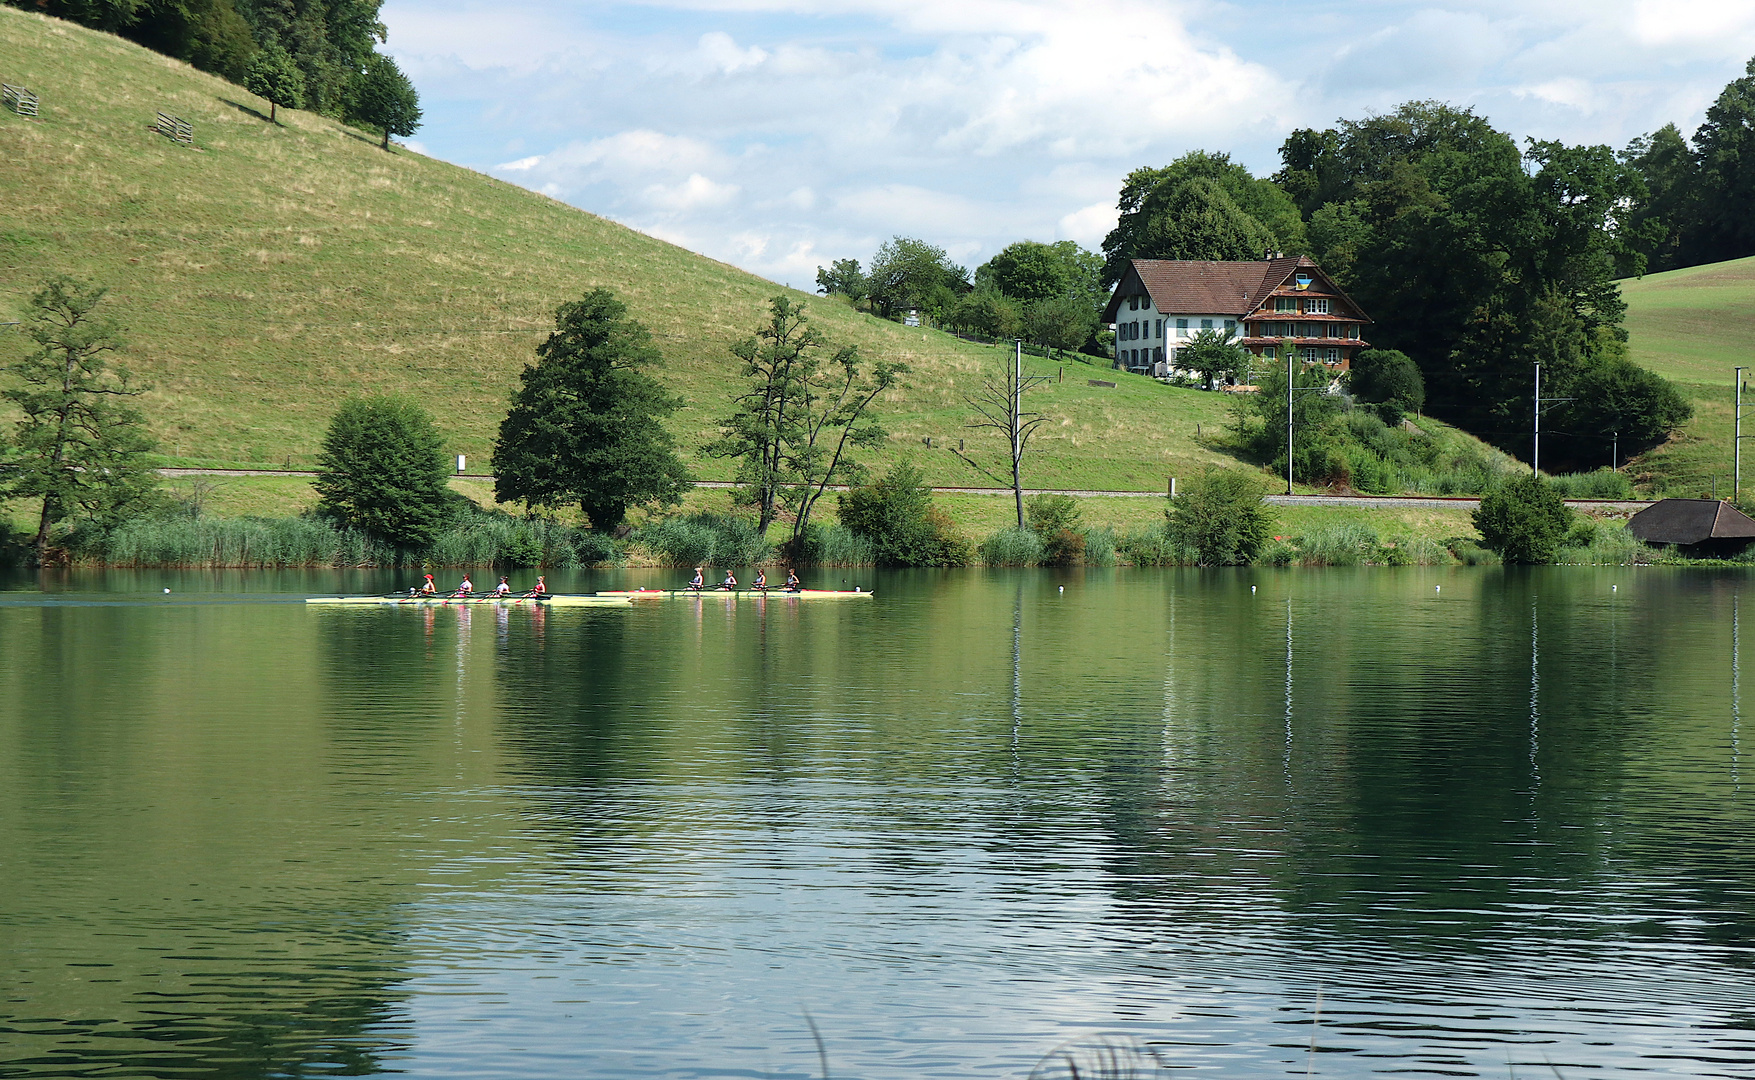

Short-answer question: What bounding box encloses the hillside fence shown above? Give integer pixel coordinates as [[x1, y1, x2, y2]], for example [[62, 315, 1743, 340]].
[[3, 84, 38, 118], [155, 110, 192, 145]]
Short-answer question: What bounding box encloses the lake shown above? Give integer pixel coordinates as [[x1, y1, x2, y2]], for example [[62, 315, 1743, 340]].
[[0, 566, 1751, 1079]]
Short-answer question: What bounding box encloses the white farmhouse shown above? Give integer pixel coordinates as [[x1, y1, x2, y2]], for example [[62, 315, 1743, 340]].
[[1101, 256, 1373, 382]]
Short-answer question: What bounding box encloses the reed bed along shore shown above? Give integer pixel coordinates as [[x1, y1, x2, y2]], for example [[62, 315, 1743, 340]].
[[1, 508, 1687, 571]]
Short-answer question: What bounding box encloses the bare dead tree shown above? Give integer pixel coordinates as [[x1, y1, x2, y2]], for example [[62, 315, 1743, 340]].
[[955, 340, 1053, 528]]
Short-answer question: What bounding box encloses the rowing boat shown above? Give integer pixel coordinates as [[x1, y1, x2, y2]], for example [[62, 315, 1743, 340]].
[[594, 588, 873, 600], [305, 593, 632, 607]]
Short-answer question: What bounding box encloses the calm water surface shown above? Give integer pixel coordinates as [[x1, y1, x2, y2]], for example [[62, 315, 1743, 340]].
[[0, 566, 1751, 1079]]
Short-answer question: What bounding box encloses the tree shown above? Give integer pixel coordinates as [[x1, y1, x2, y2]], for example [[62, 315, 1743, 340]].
[[1102, 151, 1304, 286], [814, 258, 867, 305], [1165, 470, 1273, 566], [948, 287, 1023, 340], [1178, 326, 1249, 390], [956, 346, 1053, 528], [837, 461, 969, 567], [1689, 57, 1755, 265], [1473, 473, 1571, 564], [346, 51, 420, 150], [37, 0, 258, 82], [1547, 338, 1692, 471], [1349, 349, 1425, 412], [1021, 294, 1096, 355], [865, 236, 969, 320], [1, 278, 161, 562], [1025, 492, 1085, 564], [710, 297, 905, 542], [1621, 123, 1697, 274], [245, 42, 305, 122], [976, 240, 1103, 306], [491, 289, 691, 531], [314, 396, 451, 547]]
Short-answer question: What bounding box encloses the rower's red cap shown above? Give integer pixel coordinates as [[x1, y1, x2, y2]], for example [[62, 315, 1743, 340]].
[[425, 574, 433, 579]]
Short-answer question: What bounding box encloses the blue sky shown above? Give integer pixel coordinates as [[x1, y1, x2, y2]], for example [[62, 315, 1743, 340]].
[[379, 0, 1755, 286]]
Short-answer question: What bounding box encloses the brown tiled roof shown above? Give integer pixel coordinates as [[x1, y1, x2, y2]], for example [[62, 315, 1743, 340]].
[[1136, 256, 1307, 317], [1628, 499, 1755, 544]]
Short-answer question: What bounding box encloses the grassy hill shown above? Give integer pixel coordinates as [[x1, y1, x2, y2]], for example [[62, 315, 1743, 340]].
[[1621, 255, 1755, 496], [0, 6, 1258, 496]]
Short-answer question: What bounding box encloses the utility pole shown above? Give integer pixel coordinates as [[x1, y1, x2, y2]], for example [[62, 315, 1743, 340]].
[[1612, 432, 1619, 473], [1286, 347, 1295, 496], [1739, 367, 1747, 501], [1532, 362, 1572, 478]]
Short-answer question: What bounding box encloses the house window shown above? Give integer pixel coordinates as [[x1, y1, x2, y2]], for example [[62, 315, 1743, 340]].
[[1346, 324, 1358, 339], [1200, 318, 1213, 330], [1307, 298, 1330, 315], [1139, 294, 1151, 311], [1262, 347, 1276, 360], [1275, 297, 1297, 312], [1327, 324, 1342, 339], [1328, 348, 1341, 362], [1128, 296, 1138, 311], [1176, 318, 1188, 338], [1224, 319, 1236, 334], [1295, 272, 1313, 289], [1155, 319, 1163, 339], [1154, 347, 1163, 363]]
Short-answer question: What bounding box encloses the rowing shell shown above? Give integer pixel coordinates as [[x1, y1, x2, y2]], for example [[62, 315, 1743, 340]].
[[305, 594, 631, 607], [594, 588, 873, 600]]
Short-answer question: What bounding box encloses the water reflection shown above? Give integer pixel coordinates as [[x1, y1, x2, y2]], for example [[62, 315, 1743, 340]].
[[1, 568, 1753, 1078]]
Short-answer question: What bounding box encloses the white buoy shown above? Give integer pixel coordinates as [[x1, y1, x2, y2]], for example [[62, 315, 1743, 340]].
[[1058, 586, 1064, 592], [1435, 585, 1440, 592], [1251, 585, 1256, 593], [1612, 584, 1618, 592], [163, 588, 171, 594]]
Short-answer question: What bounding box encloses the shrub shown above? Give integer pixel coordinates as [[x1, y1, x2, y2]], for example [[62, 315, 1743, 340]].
[[1349, 348, 1425, 412], [636, 513, 771, 567], [1081, 525, 1117, 567], [1472, 474, 1572, 564], [314, 396, 453, 548], [980, 526, 1045, 567], [838, 462, 969, 567], [1116, 526, 1194, 567], [1165, 470, 1274, 566], [1447, 538, 1501, 565]]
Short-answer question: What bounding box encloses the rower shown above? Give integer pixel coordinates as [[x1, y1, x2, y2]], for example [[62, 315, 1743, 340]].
[[456, 574, 473, 596], [720, 569, 737, 591], [525, 575, 546, 598], [752, 569, 767, 591], [493, 576, 511, 597], [419, 574, 437, 595], [687, 567, 705, 591], [784, 568, 801, 593]]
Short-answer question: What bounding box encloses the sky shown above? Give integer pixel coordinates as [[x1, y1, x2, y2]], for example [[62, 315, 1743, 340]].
[[379, 0, 1755, 287]]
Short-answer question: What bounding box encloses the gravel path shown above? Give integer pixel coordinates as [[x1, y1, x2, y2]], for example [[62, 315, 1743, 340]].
[[158, 468, 1651, 511]]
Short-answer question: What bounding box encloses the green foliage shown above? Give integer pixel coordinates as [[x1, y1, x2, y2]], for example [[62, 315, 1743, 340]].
[[865, 236, 970, 320], [244, 42, 304, 121], [1021, 294, 1096, 354], [837, 461, 970, 567], [1547, 339, 1692, 470], [1165, 470, 1273, 565], [1178, 326, 1250, 390], [1545, 468, 1634, 499], [2, 277, 161, 560], [814, 258, 867, 304], [1025, 492, 1086, 564], [788, 522, 875, 566], [975, 240, 1103, 307], [948, 287, 1023, 340], [1472, 473, 1572, 564], [1689, 57, 1755, 266], [1233, 360, 1343, 484], [1116, 525, 1194, 566], [978, 525, 1045, 567], [1279, 102, 1645, 457], [492, 288, 691, 531], [1081, 525, 1116, 567], [1101, 150, 1304, 286], [709, 296, 905, 547], [635, 512, 770, 568], [1620, 123, 1695, 274], [1349, 349, 1425, 412], [314, 395, 451, 547], [345, 51, 420, 149]]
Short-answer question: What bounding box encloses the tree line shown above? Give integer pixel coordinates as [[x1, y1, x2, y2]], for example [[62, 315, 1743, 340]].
[[9, 0, 420, 146]]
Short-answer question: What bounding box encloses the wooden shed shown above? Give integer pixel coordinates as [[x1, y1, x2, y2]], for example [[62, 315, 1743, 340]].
[[1627, 499, 1755, 555]]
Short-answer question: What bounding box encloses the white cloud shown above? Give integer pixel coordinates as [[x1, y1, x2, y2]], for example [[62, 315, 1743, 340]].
[[387, 0, 1755, 283]]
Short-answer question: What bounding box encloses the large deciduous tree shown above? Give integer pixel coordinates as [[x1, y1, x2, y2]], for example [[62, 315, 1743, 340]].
[[346, 51, 420, 149], [1101, 150, 1304, 286], [1177, 326, 1250, 390], [244, 41, 305, 121], [492, 289, 691, 531], [864, 236, 969, 320], [2, 278, 161, 562], [1689, 57, 1755, 266], [315, 396, 452, 547]]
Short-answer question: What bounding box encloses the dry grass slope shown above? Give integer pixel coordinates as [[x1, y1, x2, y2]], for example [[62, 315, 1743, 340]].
[[0, 6, 1257, 492]]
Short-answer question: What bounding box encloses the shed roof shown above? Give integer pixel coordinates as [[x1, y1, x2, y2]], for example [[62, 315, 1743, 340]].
[[1627, 499, 1755, 544]]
